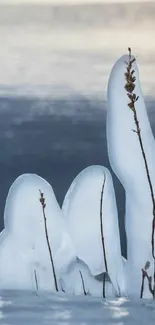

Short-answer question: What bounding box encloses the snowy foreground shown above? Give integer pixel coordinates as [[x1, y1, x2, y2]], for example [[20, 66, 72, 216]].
[[0, 291, 155, 325]]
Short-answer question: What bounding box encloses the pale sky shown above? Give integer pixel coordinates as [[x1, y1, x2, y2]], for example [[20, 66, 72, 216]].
[[0, 0, 154, 4], [0, 0, 154, 98]]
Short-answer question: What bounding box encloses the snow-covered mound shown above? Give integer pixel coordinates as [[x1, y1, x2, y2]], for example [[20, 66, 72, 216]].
[[107, 54, 155, 298], [62, 165, 126, 296], [0, 174, 76, 290]]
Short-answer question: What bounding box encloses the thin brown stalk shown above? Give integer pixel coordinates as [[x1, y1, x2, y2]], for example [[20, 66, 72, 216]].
[[100, 174, 108, 298], [79, 270, 87, 296], [39, 190, 58, 292], [34, 269, 39, 291], [103, 272, 106, 298], [125, 48, 155, 298], [140, 269, 145, 299], [140, 268, 154, 298]]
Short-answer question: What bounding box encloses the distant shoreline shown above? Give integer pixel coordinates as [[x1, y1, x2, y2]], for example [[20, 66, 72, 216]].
[[0, 2, 154, 28]]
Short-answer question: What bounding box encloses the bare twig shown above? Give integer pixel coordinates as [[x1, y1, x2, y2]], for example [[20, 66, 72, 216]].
[[100, 174, 108, 298], [125, 48, 155, 298], [140, 267, 154, 298], [79, 270, 87, 296], [103, 272, 107, 298], [39, 190, 58, 292], [140, 269, 145, 299], [34, 269, 39, 291]]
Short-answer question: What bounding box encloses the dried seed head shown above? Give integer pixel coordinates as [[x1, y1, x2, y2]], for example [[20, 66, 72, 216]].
[[125, 82, 135, 93], [124, 47, 139, 111], [128, 102, 134, 110], [39, 190, 46, 209], [128, 47, 131, 58], [144, 261, 150, 271]]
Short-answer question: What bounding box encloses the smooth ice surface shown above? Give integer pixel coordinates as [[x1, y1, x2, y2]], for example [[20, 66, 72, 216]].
[[0, 291, 155, 325], [0, 174, 76, 290], [107, 54, 155, 297], [62, 165, 126, 296]]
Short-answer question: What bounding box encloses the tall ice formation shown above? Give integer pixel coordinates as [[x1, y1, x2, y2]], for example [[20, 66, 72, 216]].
[[107, 53, 155, 297]]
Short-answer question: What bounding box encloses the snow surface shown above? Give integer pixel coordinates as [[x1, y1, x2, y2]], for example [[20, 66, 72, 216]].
[[0, 290, 155, 325], [107, 54, 155, 298], [0, 174, 76, 291], [62, 165, 126, 296]]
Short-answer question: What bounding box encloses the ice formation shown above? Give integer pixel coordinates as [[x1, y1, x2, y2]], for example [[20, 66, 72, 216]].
[[107, 54, 155, 298], [0, 174, 76, 290], [62, 165, 126, 296], [61, 258, 114, 297]]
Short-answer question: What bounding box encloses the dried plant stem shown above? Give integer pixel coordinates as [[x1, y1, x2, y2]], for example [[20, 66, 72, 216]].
[[100, 173, 108, 298], [79, 270, 87, 296], [140, 268, 154, 298], [34, 269, 39, 291], [39, 190, 58, 292], [140, 270, 145, 299], [125, 48, 155, 298], [103, 273, 106, 298]]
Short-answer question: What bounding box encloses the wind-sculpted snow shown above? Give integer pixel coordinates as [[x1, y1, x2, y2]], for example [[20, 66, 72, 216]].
[[0, 174, 76, 290], [62, 165, 126, 296], [107, 54, 155, 298]]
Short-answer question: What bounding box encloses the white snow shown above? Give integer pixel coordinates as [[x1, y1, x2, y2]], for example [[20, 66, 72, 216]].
[[0, 174, 76, 291], [107, 54, 155, 298], [62, 165, 126, 296], [0, 291, 155, 325]]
